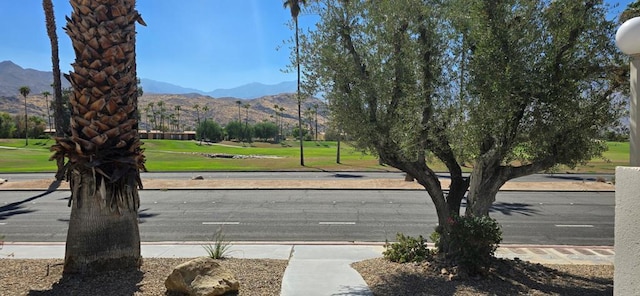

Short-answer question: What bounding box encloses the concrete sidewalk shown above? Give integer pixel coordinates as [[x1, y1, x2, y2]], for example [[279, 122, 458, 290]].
[[0, 242, 614, 296]]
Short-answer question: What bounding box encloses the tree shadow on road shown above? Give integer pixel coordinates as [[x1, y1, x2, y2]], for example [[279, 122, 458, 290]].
[[543, 175, 597, 182], [490, 202, 539, 216], [0, 180, 62, 220], [57, 208, 158, 224]]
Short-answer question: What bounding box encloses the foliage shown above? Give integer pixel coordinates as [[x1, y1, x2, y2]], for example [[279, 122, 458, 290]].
[[446, 215, 502, 275], [292, 126, 309, 140], [225, 121, 244, 141], [383, 233, 433, 263], [253, 122, 278, 142], [11, 115, 46, 139], [202, 229, 231, 260], [299, 0, 625, 244], [619, 0, 640, 22], [0, 113, 16, 138], [323, 127, 341, 141], [196, 120, 223, 142], [603, 129, 629, 142], [429, 230, 440, 249]]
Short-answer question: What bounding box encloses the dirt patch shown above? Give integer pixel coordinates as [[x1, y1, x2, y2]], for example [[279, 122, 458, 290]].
[[0, 178, 615, 191]]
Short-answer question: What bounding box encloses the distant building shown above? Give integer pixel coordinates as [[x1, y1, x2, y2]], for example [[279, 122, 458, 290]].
[[139, 130, 196, 140]]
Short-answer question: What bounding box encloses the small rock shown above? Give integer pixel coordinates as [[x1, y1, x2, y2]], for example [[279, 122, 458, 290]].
[[192, 175, 204, 180], [165, 257, 239, 296], [440, 268, 448, 275]]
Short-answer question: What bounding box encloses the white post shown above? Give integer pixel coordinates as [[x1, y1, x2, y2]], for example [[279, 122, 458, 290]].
[[615, 17, 640, 296], [631, 56, 640, 166], [614, 167, 640, 295]]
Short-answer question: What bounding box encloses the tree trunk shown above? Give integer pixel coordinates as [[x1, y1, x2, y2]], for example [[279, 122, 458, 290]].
[[23, 95, 28, 146], [296, 19, 305, 166], [465, 160, 506, 216], [43, 0, 67, 180], [64, 168, 141, 273], [49, 0, 147, 274]]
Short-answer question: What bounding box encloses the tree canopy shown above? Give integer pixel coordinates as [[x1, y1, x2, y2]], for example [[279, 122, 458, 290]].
[[300, 0, 624, 254]]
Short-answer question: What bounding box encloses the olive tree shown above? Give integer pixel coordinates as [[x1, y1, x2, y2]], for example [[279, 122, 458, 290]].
[[301, 0, 624, 253]]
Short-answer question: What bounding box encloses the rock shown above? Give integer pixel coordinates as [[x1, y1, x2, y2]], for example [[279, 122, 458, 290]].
[[165, 257, 239, 296], [0, 179, 7, 185], [440, 268, 448, 275], [192, 175, 204, 180]]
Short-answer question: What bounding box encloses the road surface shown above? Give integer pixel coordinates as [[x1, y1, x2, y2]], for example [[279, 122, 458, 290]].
[[0, 189, 613, 246]]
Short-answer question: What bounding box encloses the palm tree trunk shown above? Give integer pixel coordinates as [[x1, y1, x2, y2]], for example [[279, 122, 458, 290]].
[[51, 0, 146, 274], [65, 168, 141, 273], [296, 19, 304, 166], [45, 95, 52, 131], [23, 95, 28, 146], [43, 0, 67, 180]]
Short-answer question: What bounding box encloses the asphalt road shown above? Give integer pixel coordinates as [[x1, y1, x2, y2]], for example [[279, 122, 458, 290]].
[[0, 171, 614, 183], [0, 189, 613, 246]]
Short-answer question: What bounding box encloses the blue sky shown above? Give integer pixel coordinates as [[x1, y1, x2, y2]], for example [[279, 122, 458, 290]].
[[0, 0, 318, 91], [0, 0, 632, 92]]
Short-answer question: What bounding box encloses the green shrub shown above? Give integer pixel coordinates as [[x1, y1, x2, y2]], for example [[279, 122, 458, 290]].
[[429, 230, 440, 248], [447, 215, 502, 274], [202, 230, 231, 259], [383, 233, 432, 263]]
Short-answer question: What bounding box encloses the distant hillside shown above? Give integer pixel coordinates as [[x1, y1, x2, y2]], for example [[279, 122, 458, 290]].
[[140, 78, 202, 95], [206, 81, 297, 99], [1, 60, 297, 99], [141, 78, 298, 99], [0, 60, 70, 98], [0, 86, 327, 133], [137, 93, 327, 131]]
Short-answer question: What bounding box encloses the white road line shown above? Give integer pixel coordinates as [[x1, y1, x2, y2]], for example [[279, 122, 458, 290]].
[[555, 224, 594, 228], [319, 222, 356, 225], [202, 222, 240, 225], [0, 222, 6, 225]]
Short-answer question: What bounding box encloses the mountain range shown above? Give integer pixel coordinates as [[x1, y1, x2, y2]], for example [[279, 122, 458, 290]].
[[141, 78, 298, 99], [0, 60, 296, 99], [0, 60, 326, 132]]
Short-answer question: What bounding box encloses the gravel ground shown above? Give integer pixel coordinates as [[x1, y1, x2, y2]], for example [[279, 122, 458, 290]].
[[1, 256, 613, 296], [0, 258, 287, 295], [353, 257, 613, 296]]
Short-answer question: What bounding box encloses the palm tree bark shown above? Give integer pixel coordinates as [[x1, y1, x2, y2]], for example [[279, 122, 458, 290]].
[[51, 0, 146, 274], [20, 86, 30, 146], [296, 18, 304, 166], [43, 0, 68, 180], [284, 0, 306, 166]]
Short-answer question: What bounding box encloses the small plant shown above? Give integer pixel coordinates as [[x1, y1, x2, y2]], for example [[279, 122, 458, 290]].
[[447, 215, 502, 275], [429, 230, 440, 249], [383, 233, 432, 263], [0, 234, 4, 250], [202, 230, 231, 259]]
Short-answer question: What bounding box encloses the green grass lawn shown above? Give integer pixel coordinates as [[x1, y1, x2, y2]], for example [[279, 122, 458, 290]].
[[0, 138, 630, 174]]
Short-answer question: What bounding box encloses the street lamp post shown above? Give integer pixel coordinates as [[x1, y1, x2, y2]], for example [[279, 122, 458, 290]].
[[616, 17, 640, 166]]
